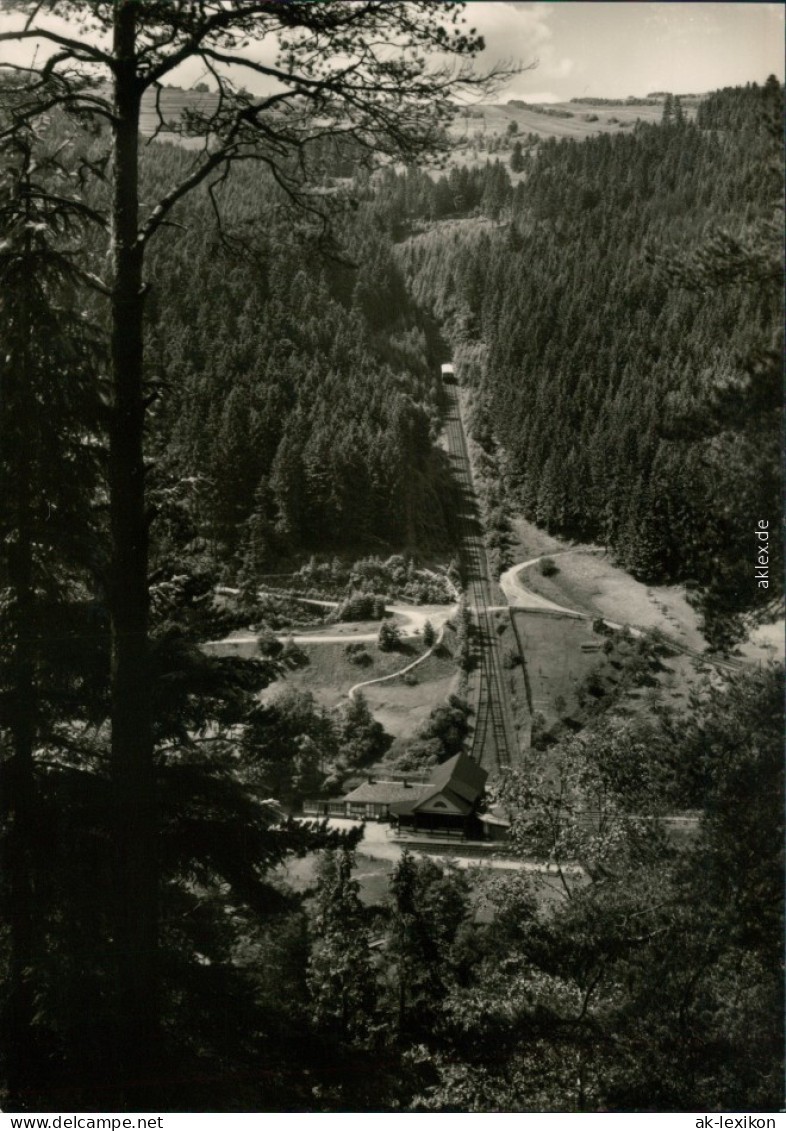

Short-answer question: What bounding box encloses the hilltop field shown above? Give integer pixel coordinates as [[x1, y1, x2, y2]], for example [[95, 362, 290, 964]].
[[448, 95, 693, 141], [139, 87, 700, 163]]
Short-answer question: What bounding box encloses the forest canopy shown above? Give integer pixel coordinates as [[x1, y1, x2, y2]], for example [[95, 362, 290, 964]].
[[393, 78, 784, 646]]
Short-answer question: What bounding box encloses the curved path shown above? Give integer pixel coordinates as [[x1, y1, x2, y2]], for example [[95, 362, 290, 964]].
[[347, 623, 446, 700], [500, 554, 747, 673], [500, 555, 588, 617], [206, 595, 456, 649]]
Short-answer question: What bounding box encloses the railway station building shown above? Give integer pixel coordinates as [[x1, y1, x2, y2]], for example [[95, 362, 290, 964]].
[[303, 751, 507, 840], [389, 752, 488, 839]]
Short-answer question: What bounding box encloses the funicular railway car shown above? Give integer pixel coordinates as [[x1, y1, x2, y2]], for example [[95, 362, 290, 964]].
[[440, 362, 456, 385]]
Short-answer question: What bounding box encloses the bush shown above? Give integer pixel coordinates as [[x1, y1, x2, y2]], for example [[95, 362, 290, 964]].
[[410, 695, 472, 760], [334, 591, 387, 622], [593, 616, 612, 635], [344, 643, 372, 667], [539, 557, 559, 577], [584, 670, 606, 698], [281, 637, 309, 667], [422, 619, 436, 648], [530, 711, 549, 750], [454, 597, 473, 672], [502, 648, 521, 669], [256, 626, 283, 657], [378, 620, 401, 652]]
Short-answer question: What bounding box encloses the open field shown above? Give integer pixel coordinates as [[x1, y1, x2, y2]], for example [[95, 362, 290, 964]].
[[447, 97, 698, 145], [360, 646, 459, 748], [512, 611, 606, 730], [139, 87, 216, 138], [252, 630, 463, 750], [259, 635, 431, 714], [520, 551, 707, 648], [139, 89, 697, 167], [512, 608, 714, 737], [516, 549, 784, 664]]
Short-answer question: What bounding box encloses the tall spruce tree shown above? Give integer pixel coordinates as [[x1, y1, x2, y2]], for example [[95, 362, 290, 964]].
[[0, 119, 103, 1107]]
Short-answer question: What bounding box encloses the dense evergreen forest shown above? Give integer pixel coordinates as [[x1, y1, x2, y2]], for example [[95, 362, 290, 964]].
[[0, 1, 782, 1108], [141, 146, 459, 572], [390, 80, 783, 646]]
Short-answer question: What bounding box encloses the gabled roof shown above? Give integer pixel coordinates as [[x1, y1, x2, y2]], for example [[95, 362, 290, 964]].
[[343, 780, 430, 805], [416, 752, 486, 808], [389, 752, 487, 817], [417, 788, 474, 816]]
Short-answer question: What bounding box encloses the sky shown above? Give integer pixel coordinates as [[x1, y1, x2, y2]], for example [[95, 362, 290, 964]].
[[466, 1, 786, 103], [0, 2, 783, 104]]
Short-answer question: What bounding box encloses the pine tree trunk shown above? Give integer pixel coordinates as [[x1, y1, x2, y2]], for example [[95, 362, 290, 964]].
[[109, 3, 158, 1101]]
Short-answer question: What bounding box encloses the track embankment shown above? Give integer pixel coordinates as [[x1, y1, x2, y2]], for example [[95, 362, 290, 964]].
[[443, 384, 521, 777]]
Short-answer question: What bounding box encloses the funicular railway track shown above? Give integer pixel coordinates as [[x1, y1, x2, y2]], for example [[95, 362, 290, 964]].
[[443, 383, 518, 777]]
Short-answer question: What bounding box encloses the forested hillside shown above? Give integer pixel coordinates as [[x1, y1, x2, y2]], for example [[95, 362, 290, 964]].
[[391, 79, 783, 646], [139, 145, 455, 575]]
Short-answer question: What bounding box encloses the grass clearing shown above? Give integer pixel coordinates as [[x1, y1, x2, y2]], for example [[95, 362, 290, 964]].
[[251, 630, 464, 748], [259, 637, 430, 714], [363, 647, 460, 748], [519, 551, 707, 650], [491, 611, 532, 760], [737, 620, 785, 664], [511, 608, 717, 742], [444, 98, 693, 154], [512, 612, 605, 731], [506, 516, 586, 566], [504, 525, 782, 664]]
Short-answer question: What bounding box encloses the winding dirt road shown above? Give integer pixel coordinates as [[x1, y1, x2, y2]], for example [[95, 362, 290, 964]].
[[499, 556, 587, 616], [205, 599, 456, 649]]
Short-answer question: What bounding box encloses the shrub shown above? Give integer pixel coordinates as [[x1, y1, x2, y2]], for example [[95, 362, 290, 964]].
[[281, 637, 309, 667], [584, 670, 606, 698], [378, 620, 401, 651], [422, 619, 436, 648], [334, 591, 387, 622], [256, 626, 283, 657], [539, 557, 559, 577]]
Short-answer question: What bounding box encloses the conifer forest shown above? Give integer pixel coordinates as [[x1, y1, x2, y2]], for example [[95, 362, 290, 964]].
[[0, 1, 783, 1116]]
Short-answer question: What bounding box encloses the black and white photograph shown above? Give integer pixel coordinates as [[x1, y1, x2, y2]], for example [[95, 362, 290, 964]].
[[0, 0, 783, 1117]]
